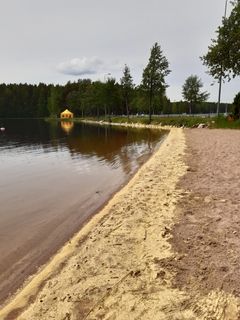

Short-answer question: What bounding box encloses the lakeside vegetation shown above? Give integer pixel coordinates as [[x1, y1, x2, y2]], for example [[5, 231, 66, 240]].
[[0, 80, 232, 119], [54, 115, 240, 130]]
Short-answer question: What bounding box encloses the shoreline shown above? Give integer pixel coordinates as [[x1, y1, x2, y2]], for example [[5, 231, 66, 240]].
[[2, 126, 240, 318], [80, 118, 173, 130], [0, 127, 186, 319], [0, 120, 167, 309]]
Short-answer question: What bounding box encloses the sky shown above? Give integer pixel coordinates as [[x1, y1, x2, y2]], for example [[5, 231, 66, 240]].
[[0, 0, 239, 103]]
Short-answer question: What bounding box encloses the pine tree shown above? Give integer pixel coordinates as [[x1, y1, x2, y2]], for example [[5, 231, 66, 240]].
[[142, 42, 171, 122], [120, 64, 134, 120]]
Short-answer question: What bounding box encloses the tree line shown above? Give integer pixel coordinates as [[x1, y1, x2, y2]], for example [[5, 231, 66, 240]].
[[0, 77, 228, 119], [0, 1, 239, 120]]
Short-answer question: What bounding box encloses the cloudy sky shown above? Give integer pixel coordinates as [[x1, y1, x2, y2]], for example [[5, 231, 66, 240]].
[[0, 0, 238, 102]]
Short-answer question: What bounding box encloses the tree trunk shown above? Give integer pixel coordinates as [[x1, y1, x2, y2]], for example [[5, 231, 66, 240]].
[[108, 105, 111, 123], [149, 89, 153, 123], [97, 106, 99, 120], [104, 104, 107, 119], [126, 98, 129, 121]]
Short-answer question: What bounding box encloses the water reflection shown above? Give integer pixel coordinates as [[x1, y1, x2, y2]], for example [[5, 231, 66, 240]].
[[61, 121, 74, 134], [0, 119, 168, 304], [0, 120, 168, 175], [0, 120, 167, 168]]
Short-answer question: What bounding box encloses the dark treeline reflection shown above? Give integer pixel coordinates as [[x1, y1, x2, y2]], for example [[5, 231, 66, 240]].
[[0, 119, 167, 171]]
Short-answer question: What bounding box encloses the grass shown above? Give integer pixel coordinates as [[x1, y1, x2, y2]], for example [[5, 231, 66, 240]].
[[46, 115, 240, 129], [84, 116, 240, 129], [210, 117, 240, 129]]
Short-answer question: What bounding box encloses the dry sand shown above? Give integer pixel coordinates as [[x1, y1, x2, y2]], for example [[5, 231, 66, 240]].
[[168, 129, 240, 319], [1, 128, 240, 319]]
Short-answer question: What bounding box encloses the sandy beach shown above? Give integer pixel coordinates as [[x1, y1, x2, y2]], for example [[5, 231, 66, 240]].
[[1, 127, 240, 319]]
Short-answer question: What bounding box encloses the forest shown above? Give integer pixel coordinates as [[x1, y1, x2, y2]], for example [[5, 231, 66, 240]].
[[0, 79, 229, 119]]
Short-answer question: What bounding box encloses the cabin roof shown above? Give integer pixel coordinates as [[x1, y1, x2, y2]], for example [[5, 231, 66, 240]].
[[60, 109, 73, 115]]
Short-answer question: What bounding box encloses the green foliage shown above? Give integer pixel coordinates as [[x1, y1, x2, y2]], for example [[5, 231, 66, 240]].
[[0, 79, 230, 119], [85, 115, 240, 129], [87, 80, 106, 118], [233, 91, 240, 117], [142, 42, 171, 121], [151, 116, 209, 127], [182, 75, 209, 114], [120, 64, 134, 118], [0, 83, 51, 118], [104, 77, 121, 119], [211, 115, 240, 129], [48, 85, 63, 117], [37, 83, 49, 117], [201, 1, 240, 80]]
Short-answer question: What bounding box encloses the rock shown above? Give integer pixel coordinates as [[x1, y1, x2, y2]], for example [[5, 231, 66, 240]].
[[130, 270, 141, 277], [204, 196, 212, 203], [157, 270, 166, 278], [219, 266, 229, 272], [198, 123, 206, 128], [219, 199, 227, 203], [184, 210, 193, 216], [162, 227, 170, 237]]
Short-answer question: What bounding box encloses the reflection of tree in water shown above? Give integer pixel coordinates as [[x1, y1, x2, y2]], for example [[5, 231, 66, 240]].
[[65, 123, 167, 175], [116, 129, 151, 175], [1, 120, 167, 175], [0, 119, 56, 152]]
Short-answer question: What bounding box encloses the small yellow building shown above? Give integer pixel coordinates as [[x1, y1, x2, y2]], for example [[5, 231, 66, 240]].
[[60, 109, 74, 119]]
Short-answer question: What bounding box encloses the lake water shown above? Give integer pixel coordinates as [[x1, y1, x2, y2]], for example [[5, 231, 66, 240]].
[[0, 119, 167, 305]]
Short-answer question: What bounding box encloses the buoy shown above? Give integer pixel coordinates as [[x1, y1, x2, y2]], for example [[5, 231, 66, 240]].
[[0, 127, 5, 131]]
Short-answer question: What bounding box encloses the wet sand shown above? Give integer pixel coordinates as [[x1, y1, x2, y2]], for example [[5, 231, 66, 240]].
[[0, 184, 129, 310], [2, 128, 240, 319]]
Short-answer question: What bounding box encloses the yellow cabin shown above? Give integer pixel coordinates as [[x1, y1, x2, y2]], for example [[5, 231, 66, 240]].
[[60, 109, 74, 119]]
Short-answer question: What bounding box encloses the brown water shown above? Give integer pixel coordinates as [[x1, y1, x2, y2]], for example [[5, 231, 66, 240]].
[[0, 119, 167, 305]]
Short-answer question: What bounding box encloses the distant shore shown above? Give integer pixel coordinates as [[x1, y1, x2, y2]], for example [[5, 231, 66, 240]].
[[53, 114, 240, 129]]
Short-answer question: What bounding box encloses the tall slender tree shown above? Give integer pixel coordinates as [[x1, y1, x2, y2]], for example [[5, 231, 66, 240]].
[[120, 64, 134, 120], [142, 42, 171, 122]]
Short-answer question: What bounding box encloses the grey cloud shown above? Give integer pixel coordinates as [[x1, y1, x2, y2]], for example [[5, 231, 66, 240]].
[[57, 57, 104, 76], [0, 0, 237, 102]]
